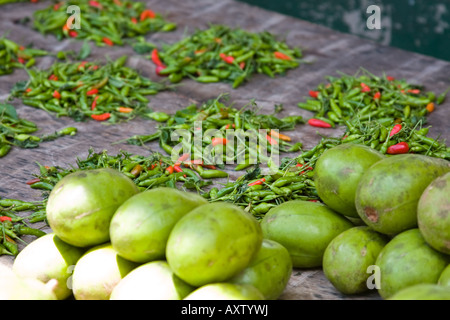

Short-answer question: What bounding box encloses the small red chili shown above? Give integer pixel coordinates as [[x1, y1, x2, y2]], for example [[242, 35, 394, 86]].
[[91, 113, 111, 121], [0, 216, 12, 223], [86, 88, 99, 96], [248, 178, 266, 186], [26, 178, 41, 185], [274, 51, 291, 60], [89, 0, 102, 8], [360, 83, 371, 92], [151, 49, 165, 67], [102, 37, 114, 46], [173, 165, 183, 173], [53, 90, 61, 99], [265, 134, 278, 146], [165, 166, 174, 174], [307, 118, 332, 128], [407, 89, 421, 94], [140, 9, 156, 21], [386, 76, 395, 81], [309, 90, 319, 98], [68, 30, 78, 38], [91, 95, 99, 110], [389, 124, 402, 137], [212, 137, 228, 146], [219, 53, 234, 64], [387, 142, 409, 154], [373, 92, 381, 100]]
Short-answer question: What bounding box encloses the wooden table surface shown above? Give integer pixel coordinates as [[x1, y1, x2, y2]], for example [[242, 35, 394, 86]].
[[1, 0, 449, 300]]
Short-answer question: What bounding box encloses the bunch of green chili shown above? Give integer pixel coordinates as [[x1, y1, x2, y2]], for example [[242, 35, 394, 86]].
[[0, 37, 48, 76], [33, 0, 176, 46], [10, 56, 168, 123], [151, 24, 302, 88], [0, 103, 77, 158], [299, 68, 447, 128]]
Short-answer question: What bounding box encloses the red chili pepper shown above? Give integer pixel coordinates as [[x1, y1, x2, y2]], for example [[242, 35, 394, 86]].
[[53, 90, 61, 99], [91, 95, 99, 110], [26, 178, 41, 185], [68, 30, 78, 38], [155, 65, 166, 76], [360, 83, 371, 92], [140, 9, 156, 21], [0, 216, 12, 223], [17, 57, 26, 64], [274, 51, 291, 60], [201, 164, 217, 170], [266, 134, 278, 145], [131, 17, 138, 24], [175, 153, 191, 166], [151, 48, 165, 67], [219, 53, 234, 64], [173, 165, 183, 173], [53, 2, 62, 10], [373, 92, 381, 100], [49, 74, 58, 81], [309, 90, 319, 98], [248, 178, 266, 186], [89, 0, 102, 8], [25, 88, 32, 93], [307, 118, 332, 128], [77, 61, 88, 70], [389, 124, 402, 137], [165, 166, 174, 174], [212, 137, 228, 146], [239, 62, 245, 69], [86, 88, 99, 96], [91, 113, 110, 121], [102, 37, 114, 46], [387, 142, 409, 154], [296, 163, 313, 174], [386, 76, 395, 81], [407, 89, 421, 94]]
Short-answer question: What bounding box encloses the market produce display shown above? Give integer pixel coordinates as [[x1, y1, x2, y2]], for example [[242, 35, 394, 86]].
[[1, 0, 450, 302], [10, 56, 168, 123], [151, 24, 303, 87], [33, 0, 176, 46]]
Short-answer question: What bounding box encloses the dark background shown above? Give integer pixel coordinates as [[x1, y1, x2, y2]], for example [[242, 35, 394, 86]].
[[237, 0, 450, 62]]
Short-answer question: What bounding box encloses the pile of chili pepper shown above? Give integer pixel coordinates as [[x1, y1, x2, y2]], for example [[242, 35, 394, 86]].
[[27, 148, 214, 200], [0, 37, 48, 76], [202, 166, 319, 219], [150, 24, 302, 87], [0, 103, 77, 157], [1, 198, 47, 256], [299, 68, 447, 128], [10, 56, 167, 123], [33, 0, 176, 47], [122, 94, 304, 169]]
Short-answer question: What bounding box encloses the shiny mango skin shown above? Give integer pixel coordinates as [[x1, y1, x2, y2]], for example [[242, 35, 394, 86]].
[[388, 284, 450, 300], [261, 200, 353, 268], [355, 154, 450, 236], [323, 226, 389, 295], [166, 202, 263, 287], [46, 168, 139, 247], [375, 228, 450, 299], [230, 239, 293, 300], [110, 188, 207, 263], [314, 144, 385, 218], [184, 283, 265, 300], [418, 171, 450, 255]]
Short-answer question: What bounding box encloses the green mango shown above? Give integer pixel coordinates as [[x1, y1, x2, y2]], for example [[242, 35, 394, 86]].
[[376, 228, 449, 299], [323, 226, 389, 295], [260, 200, 353, 268], [230, 239, 292, 300], [12, 233, 85, 300], [314, 144, 385, 218], [110, 188, 207, 263], [418, 171, 450, 254], [110, 261, 195, 300], [46, 168, 139, 247], [166, 202, 263, 287], [389, 284, 450, 300], [184, 283, 264, 300], [438, 264, 450, 287], [355, 154, 450, 235]]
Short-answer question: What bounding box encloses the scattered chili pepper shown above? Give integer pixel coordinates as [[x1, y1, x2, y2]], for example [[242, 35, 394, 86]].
[[0, 216, 12, 222], [426, 102, 435, 113], [308, 118, 332, 128], [274, 51, 291, 60], [389, 124, 402, 137], [102, 37, 114, 46], [91, 113, 111, 121], [309, 90, 319, 98], [387, 142, 409, 154]]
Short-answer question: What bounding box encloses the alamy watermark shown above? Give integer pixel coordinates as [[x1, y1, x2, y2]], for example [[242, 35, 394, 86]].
[[366, 5, 381, 30]]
